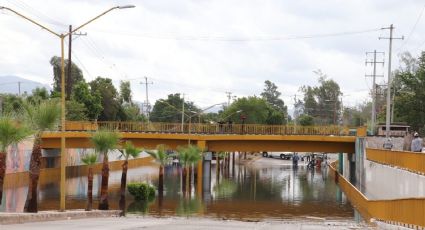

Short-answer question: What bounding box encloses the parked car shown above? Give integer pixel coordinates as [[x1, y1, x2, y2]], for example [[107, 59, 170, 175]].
[[262, 151, 294, 160]]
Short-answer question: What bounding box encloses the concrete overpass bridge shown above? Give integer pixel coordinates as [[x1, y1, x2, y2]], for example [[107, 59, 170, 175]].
[[41, 121, 364, 154]]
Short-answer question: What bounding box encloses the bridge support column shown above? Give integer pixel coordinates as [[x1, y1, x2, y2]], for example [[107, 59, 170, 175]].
[[354, 137, 366, 191], [338, 153, 343, 174], [196, 140, 207, 198]]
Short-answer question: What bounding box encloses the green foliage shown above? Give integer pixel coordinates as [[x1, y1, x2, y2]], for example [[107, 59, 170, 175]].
[[127, 182, 156, 201], [122, 141, 141, 160], [66, 100, 88, 121], [127, 201, 151, 214], [176, 198, 203, 217], [81, 152, 97, 166], [119, 81, 132, 104], [0, 94, 24, 114], [26, 87, 50, 104], [22, 99, 61, 133], [72, 81, 103, 120], [122, 104, 146, 122], [300, 70, 342, 125], [91, 130, 120, 156], [221, 96, 283, 124], [298, 114, 314, 126], [50, 56, 84, 97], [150, 94, 199, 123], [393, 51, 425, 134], [261, 80, 288, 116], [89, 77, 120, 121], [0, 114, 32, 152], [146, 144, 169, 166], [213, 179, 237, 198], [177, 145, 202, 167]]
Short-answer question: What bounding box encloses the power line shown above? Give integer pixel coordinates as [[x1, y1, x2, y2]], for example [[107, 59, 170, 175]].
[[140, 77, 153, 121], [91, 28, 382, 42], [397, 3, 425, 52]]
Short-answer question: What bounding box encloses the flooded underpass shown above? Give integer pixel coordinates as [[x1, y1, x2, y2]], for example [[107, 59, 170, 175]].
[[1, 155, 360, 222]]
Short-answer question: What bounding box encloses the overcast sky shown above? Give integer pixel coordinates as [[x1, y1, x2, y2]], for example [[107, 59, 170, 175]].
[[1, 0, 425, 113]]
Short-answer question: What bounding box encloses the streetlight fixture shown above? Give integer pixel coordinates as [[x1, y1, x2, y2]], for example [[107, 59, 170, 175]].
[[0, 4, 135, 211]]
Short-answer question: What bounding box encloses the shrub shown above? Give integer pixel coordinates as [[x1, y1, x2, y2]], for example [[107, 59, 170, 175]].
[[127, 182, 156, 201]]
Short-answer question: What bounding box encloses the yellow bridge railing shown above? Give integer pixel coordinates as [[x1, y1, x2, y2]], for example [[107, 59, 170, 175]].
[[366, 148, 425, 175], [65, 121, 357, 136], [329, 161, 425, 228]]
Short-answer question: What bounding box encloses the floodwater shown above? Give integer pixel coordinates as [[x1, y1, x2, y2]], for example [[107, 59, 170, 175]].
[[1, 156, 356, 221]]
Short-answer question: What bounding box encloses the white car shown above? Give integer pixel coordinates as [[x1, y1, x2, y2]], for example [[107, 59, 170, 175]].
[[262, 151, 294, 160]]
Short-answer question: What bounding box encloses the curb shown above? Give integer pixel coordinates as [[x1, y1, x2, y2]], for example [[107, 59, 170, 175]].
[[0, 210, 121, 225]]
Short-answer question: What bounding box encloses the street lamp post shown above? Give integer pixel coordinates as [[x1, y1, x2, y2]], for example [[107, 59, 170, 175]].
[[0, 5, 135, 211]]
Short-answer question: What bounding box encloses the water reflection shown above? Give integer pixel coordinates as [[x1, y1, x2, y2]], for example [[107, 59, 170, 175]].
[[1, 157, 355, 221]]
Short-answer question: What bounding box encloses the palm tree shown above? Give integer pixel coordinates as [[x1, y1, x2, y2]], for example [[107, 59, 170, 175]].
[[119, 141, 141, 212], [177, 145, 201, 197], [146, 144, 169, 207], [0, 114, 32, 204], [81, 153, 97, 211], [91, 130, 120, 210], [23, 100, 60, 212]]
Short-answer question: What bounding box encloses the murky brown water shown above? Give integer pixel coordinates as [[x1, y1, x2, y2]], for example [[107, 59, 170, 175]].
[[1, 157, 355, 221]]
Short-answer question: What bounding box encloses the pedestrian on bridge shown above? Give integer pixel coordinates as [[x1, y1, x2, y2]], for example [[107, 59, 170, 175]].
[[411, 132, 423, 152]]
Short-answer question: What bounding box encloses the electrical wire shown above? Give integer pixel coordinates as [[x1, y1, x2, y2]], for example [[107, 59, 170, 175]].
[[90, 28, 382, 42], [397, 3, 425, 52]]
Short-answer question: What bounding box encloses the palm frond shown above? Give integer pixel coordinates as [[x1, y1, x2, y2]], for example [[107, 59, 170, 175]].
[[81, 153, 97, 166], [146, 144, 169, 166], [91, 130, 120, 155], [123, 141, 142, 160], [22, 100, 61, 132], [0, 114, 32, 152]]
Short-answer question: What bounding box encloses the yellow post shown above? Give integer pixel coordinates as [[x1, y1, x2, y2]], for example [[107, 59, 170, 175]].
[[196, 140, 206, 198], [60, 36, 66, 211]]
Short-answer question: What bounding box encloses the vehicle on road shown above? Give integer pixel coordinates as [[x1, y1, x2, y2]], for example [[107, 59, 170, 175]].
[[262, 151, 294, 160]]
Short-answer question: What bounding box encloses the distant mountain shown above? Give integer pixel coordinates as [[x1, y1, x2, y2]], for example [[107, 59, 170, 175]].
[[0, 75, 51, 95]]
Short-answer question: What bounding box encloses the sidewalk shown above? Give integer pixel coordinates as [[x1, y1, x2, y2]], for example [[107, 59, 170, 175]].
[[0, 210, 121, 225]]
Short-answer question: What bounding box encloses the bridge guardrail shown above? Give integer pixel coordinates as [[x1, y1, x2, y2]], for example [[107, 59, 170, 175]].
[[366, 148, 425, 175], [329, 161, 425, 228], [65, 121, 357, 136]]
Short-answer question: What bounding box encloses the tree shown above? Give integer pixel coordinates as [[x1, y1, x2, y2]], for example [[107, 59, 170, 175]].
[[119, 141, 141, 212], [220, 96, 283, 125], [298, 114, 314, 126], [27, 87, 50, 105], [120, 81, 132, 104], [260, 80, 288, 118], [72, 81, 103, 121], [66, 100, 88, 121], [177, 145, 201, 197], [50, 56, 84, 99], [91, 130, 120, 210], [300, 71, 342, 125], [0, 114, 32, 204], [23, 100, 61, 212], [146, 144, 170, 206], [393, 52, 425, 134], [81, 153, 97, 211], [150, 94, 199, 123], [0, 94, 24, 114], [89, 77, 120, 121]]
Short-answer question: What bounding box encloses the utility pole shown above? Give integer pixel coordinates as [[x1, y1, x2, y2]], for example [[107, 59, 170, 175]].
[[379, 24, 403, 138], [225, 92, 232, 107], [181, 93, 185, 132], [140, 77, 153, 122], [18, 81, 21, 96], [66, 25, 72, 100], [365, 50, 385, 135]]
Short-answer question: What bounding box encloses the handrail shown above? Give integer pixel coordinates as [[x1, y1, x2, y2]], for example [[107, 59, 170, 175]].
[[64, 121, 358, 136], [329, 161, 425, 228], [366, 148, 425, 175]]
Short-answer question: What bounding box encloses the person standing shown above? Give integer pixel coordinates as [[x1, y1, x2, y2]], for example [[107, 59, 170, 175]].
[[411, 132, 423, 152]]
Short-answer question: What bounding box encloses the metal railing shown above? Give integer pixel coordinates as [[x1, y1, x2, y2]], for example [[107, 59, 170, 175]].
[[65, 121, 357, 136], [366, 148, 425, 175], [329, 161, 425, 228]]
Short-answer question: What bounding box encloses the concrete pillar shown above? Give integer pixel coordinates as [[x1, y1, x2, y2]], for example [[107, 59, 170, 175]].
[[338, 153, 343, 174]]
